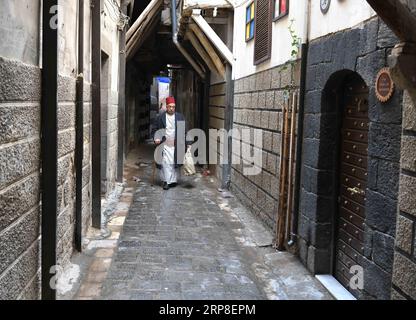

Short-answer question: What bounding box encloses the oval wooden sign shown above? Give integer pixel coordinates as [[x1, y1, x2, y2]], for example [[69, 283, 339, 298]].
[[375, 67, 394, 103]]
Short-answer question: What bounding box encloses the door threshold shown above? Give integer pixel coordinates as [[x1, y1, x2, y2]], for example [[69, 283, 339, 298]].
[[315, 275, 357, 300]]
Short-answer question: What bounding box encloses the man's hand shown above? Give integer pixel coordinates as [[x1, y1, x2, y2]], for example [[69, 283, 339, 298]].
[[155, 139, 161, 145]]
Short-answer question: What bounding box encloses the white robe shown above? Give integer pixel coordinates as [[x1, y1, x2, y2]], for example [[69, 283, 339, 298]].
[[160, 113, 179, 184]]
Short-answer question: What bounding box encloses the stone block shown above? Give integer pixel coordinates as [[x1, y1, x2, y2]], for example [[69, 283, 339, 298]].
[[272, 133, 281, 153], [391, 288, 406, 300], [300, 190, 333, 223], [280, 65, 292, 88], [403, 91, 416, 131], [258, 91, 266, 109], [264, 194, 275, 218], [249, 75, 256, 92], [20, 270, 40, 300], [303, 114, 320, 139], [307, 245, 331, 274], [270, 175, 279, 200], [356, 50, 386, 89], [265, 91, 275, 109], [304, 90, 321, 114], [0, 174, 40, 232], [267, 153, 277, 175], [366, 189, 398, 236], [260, 111, 269, 129], [58, 103, 76, 131], [274, 90, 285, 110], [305, 65, 319, 92], [0, 139, 40, 190], [298, 215, 310, 243], [401, 136, 416, 172], [271, 68, 280, 89], [0, 104, 40, 144], [368, 87, 402, 125], [298, 237, 308, 265], [250, 91, 259, 109], [359, 18, 378, 56], [398, 174, 416, 217], [368, 123, 401, 163], [0, 240, 40, 300], [372, 231, 395, 273], [0, 208, 40, 275], [362, 257, 392, 300], [58, 128, 76, 158], [263, 70, 272, 90], [377, 21, 399, 48], [268, 111, 279, 131], [262, 131, 271, 152], [309, 222, 332, 249], [58, 75, 76, 102], [58, 154, 75, 187], [254, 110, 261, 128], [376, 159, 400, 198], [0, 57, 41, 102], [57, 208, 72, 241], [255, 72, 263, 91], [392, 252, 416, 299], [395, 215, 413, 254], [301, 166, 335, 197]]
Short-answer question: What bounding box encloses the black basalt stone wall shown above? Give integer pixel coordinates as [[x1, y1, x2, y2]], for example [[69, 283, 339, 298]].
[[298, 17, 403, 300]]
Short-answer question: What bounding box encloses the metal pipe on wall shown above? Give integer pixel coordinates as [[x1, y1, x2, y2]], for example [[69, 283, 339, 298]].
[[41, 0, 58, 300], [221, 11, 234, 190], [91, 0, 102, 229], [75, 0, 85, 252], [170, 0, 205, 80], [117, 0, 127, 183], [288, 0, 312, 247]]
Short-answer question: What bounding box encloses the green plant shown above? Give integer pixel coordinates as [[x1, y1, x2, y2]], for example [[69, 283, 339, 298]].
[[282, 19, 301, 96]]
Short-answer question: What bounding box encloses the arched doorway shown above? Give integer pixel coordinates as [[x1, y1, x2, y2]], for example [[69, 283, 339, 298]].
[[334, 73, 369, 297]]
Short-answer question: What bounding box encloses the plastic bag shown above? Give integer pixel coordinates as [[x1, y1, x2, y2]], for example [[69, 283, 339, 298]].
[[183, 149, 196, 176]]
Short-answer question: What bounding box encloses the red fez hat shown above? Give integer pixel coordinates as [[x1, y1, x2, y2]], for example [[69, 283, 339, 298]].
[[166, 96, 176, 105]]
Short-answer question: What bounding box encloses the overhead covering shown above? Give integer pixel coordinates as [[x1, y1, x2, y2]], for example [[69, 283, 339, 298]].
[[126, 0, 163, 60]]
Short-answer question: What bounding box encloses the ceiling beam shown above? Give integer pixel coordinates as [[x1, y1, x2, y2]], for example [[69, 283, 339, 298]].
[[191, 10, 234, 66], [185, 31, 225, 79], [189, 23, 227, 77]]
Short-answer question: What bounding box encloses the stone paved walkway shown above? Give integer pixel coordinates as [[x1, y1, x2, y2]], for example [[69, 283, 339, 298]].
[[99, 145, 332, 300]]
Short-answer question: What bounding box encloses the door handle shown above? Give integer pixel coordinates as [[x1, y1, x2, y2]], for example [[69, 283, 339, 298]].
[[347, 187, 365, 196]]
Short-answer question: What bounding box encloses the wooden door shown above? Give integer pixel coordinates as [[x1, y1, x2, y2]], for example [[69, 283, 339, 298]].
[[335, 74, 369, 297]]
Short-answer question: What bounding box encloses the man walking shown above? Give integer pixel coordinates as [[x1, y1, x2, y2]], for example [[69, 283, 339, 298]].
[[153, 96, 191, 190]]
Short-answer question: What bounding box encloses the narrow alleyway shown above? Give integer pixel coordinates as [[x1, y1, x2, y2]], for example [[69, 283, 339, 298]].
[[78, 145, 332, 300]]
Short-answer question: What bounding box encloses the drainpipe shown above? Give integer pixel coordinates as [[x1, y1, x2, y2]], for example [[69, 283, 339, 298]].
[[41, 0, 58, 300], [221, 11, 234, 190], [170, 0, 205, 79], [117, 0, 127, 183], [91, 0, 102, 229], [288, 0, 311, 247], [75, 0, 84, 252]]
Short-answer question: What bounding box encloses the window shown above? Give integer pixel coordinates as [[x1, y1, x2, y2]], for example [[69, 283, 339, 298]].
[[246, 2, 255, 41], [254, 0, 272, 64], [273, 0, 289, 21]]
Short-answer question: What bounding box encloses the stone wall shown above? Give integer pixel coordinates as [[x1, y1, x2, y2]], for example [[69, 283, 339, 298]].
[[0, 57, 41, 300], [231, 62, 299, 230], [56, 76, 93, 269], [209, 81, 226, 181], [391, 91, 416, 300], [298, 17, 403, 299]]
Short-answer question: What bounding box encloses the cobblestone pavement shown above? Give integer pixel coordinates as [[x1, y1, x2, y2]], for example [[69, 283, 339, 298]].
[[99, 146, 332, 300]]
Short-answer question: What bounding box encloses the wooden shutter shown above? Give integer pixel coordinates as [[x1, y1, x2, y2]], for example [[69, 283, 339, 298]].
[[254, 0, 272, 65]]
